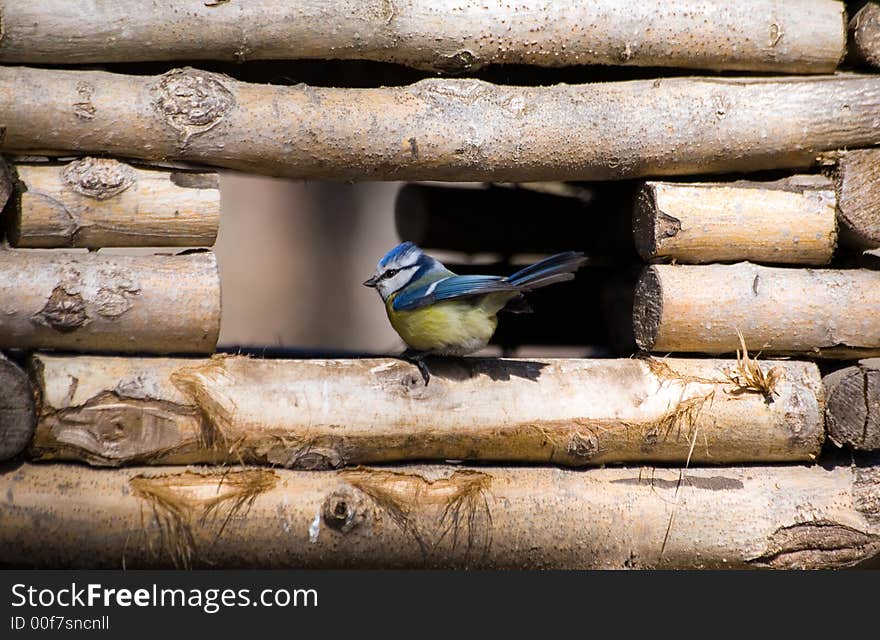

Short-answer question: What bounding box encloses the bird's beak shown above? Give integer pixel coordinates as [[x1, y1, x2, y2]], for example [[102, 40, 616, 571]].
[[363, 275, 379, 288]]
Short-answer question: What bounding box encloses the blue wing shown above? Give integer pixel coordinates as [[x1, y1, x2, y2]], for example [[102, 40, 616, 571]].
[[392, 275, 515, 311]]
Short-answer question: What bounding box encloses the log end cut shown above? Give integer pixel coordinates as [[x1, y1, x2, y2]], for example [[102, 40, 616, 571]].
[[0, 355, 37, 460], [632, 266, 662, 351], [832, 148, 880, 249], [849, 3, 880, 68], [0, 157, 13, 214], [825, 359, 880, 450], [632, 183, 679, 261]]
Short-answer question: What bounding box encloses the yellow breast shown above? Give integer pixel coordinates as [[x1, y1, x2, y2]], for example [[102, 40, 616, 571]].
[[386, 296, 505, 355]]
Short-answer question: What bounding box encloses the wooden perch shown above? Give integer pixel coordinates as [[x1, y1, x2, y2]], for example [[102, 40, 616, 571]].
[[0, 0, 845, 74], [825, 359, 880, 450], [0, 249, 220, 353], [24, 353, 824, 467], [633, 263, 880, 358], [831, 148, 880, 249], [6, 158, 220, 248], [633, 176, 838, 265], [849, 2, 880, 68], [1, 460, 878, 569], [0, 354, 35, 460], [2, 67, 880, 182]]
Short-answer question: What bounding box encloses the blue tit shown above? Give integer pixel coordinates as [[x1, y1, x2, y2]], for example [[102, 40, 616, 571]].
[[363, 242, 587, 380]]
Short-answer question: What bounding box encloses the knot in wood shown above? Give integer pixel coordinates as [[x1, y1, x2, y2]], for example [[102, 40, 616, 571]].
[[437, 50, 478, 73], [34, 286, 87, 332], [62, 157, 135, 200], [154, 69, 234, 137], [321, 488, 367, 533], [566, 430, 599, 459]]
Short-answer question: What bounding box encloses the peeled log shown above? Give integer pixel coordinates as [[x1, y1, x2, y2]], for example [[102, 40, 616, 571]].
[[831, 148, 880, 249], [1, 460, 878, 569], [633, 263, 880, 358], [7, 158, 220, 248], [26, 353, 824, 467], [2, 67, 880, 182], [0, 354, 36, 460], [849, 2, 880, 68], [0, 249, 220, 353], [633, 176, 837, 265], [0, 0, 845, 74], [825, 359, 880, 450]]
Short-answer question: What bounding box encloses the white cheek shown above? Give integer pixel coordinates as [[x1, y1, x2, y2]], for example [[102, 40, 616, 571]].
[[377, 268, 417, 300]]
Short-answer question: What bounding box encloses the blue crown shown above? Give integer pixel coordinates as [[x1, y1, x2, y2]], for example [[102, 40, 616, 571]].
[[378, 241, 422, 269]]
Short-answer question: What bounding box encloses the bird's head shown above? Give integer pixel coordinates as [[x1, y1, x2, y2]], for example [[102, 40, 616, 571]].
[[363, 242, 441, 301]]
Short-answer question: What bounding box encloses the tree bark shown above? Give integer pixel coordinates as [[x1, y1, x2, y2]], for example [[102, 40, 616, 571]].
[[1, 459, 878, 569], [825, 359, 880, 450], [0, 249, 220, 353], [633, 176, 838, 265], [26, 353, 824, 467], [0, 353, 36, 461], [831, 148, 880, 249], [0, 0, 846, 74], [2, 67, 880, 182], [849, 2, 880, 68], [6, 158, 220, 248], [633, 263, 880, 358]]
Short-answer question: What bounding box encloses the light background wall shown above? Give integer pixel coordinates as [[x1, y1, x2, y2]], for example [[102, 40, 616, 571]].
[[216, 173, 403, 353]]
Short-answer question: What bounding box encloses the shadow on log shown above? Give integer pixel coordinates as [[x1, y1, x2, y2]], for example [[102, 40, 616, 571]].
[[24, 353, 824, 468], [1, 458, 877, 569]]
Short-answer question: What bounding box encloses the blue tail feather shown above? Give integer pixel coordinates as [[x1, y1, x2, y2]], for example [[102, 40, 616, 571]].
[[505, 251, 587, 291]]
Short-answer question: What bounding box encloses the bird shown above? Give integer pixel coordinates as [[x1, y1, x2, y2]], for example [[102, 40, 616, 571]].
[[363, 242, 587, 383]]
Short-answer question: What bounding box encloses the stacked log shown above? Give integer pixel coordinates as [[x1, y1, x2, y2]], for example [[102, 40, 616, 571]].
[[1, 0, 879, 571], [7, 157, 220, 248], [2, 68, 880, 181], [2, 460, 877, 569], [0, 157, 222, 354]]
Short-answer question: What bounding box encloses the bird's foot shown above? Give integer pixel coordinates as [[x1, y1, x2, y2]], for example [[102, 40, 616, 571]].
[[400, 349, 432, 386]]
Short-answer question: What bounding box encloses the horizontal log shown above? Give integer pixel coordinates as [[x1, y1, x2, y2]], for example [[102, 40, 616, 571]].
[[0, 353, 35, 460], [26, 353, 824, 467], [831, 148, 880, 249], [825, 359, 880, 450], [0, 0, 845, 73], [633, 176, 838, 265], [395, 183, 636, 260], [1, 460, 878, 569], [6, 158, 220, 248], [0, 249, 220, 353], [2, 67, 880, 181], [633, 263, 880, 357], [849, 2, 880, 68]]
